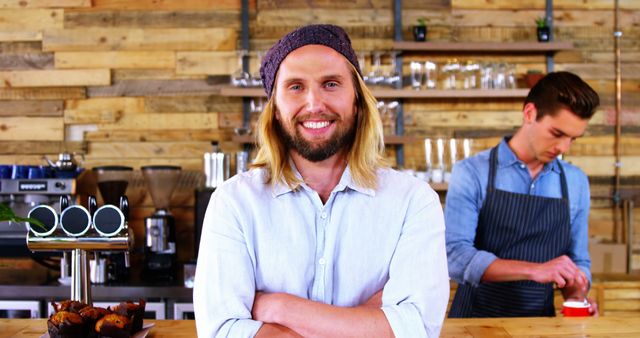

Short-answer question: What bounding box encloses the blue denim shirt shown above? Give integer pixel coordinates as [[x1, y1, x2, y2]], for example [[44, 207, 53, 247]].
[[445, 138, 591, 287]]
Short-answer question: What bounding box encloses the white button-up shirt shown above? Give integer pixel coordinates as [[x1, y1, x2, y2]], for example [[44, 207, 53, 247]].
[[194, 166, 449, 337]]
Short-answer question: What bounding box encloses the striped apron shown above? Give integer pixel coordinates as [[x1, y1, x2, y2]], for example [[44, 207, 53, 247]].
[[449, 145, 571, 317]]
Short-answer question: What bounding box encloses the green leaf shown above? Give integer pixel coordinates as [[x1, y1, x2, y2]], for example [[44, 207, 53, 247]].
[[0, 202, 46, 231]]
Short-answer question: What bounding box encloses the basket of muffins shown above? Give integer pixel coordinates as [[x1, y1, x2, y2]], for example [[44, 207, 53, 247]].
[[47, 299, 146, 338]]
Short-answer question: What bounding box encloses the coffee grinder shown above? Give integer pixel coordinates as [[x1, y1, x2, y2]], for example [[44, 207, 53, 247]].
[[142, 165, 181, 281], [93, 166, 133, 283]]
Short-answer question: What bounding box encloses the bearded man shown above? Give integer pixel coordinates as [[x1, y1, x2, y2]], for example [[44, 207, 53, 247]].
[[194, 24, 449, 338]]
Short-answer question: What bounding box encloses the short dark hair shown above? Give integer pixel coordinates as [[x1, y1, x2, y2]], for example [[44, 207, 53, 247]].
[[524, 71, 599, 120]]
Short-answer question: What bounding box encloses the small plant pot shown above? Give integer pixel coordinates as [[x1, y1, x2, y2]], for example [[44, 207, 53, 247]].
[[413, 25, 427, 42], [537, 26, 550, 42]]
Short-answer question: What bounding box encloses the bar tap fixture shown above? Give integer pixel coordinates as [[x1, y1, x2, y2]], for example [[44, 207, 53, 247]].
[[26, 195, 133, 306]]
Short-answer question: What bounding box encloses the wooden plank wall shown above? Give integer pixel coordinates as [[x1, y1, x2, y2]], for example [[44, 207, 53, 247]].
[[0, 0, 639, 268]]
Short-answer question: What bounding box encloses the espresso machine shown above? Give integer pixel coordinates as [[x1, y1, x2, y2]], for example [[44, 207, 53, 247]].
[[0, 163, 77, 257], [142, 165, 181, 281], [93, 166, 133, 283]]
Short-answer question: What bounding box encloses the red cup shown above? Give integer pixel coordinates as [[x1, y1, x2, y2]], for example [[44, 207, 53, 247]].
[[562, 300, 590, 317]]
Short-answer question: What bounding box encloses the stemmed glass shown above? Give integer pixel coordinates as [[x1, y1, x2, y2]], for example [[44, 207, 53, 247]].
[[410, 61, 423, 90], [368, 51, 385, 86], [386, 101, 399, 135], [230, 49, 250, 87], [249, 51, 263, 88], [384, 51, 401, 88]]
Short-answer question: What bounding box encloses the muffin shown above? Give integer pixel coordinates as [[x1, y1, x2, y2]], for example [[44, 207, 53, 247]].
[[112, 299, 146, 334], [52, 300, 89, 314], [47, 310, 89, 338], [79, 306, 111, 338], [95, 313, 131, 338]]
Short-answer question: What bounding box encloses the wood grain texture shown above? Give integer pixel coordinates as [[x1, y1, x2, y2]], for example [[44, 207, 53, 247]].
[[0, 31, 42, 41], [0, 116, 63, 140], [0, 87, 85, 100], [0, 69, 110, 87], [256, 8, 392, 27], [0, 0, 90, 8], [55, 51, 175, 69], [144, 95, 241, 114], [85, 129, 227, 142], [86, 0, 251, 10], [452, 0, 640, 10], [86, 79, 222, 97], [87, 141, 212, 158], [0, 100, 62, 116], [43, 28, 237, 52], [95, 112, 218, 130], [0, 53, 53, 70], [176, 51, 238, 75], [0, 141, 85, 154], [0, 9, 63, 30], [64, 10, 240, 28]]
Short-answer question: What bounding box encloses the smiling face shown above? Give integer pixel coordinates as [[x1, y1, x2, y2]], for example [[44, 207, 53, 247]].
[[523, 103, 589, 163], [273, 44, 358, 162]]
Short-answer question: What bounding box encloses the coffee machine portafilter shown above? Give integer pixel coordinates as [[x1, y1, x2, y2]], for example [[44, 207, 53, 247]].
[[26, 195, 133, 305]]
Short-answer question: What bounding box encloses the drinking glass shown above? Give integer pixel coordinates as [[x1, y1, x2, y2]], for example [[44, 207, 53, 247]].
[[442, 59, 460, 90], [462, 60, 480, 89], [230, 49, 250, 87], [410, 61, 423, 90], [368, 51, 385, 86], [385, 51, 402, 88], [463, 138, 472, 159], [249, 51, 263, 87], [386, 101, 399, 135], [424, 61, 437, 89]]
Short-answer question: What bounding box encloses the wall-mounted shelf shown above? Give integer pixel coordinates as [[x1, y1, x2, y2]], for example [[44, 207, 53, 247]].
[[232, 134, 422, 145], [220, 86, 530, 99], [393, 41, 573, 53]]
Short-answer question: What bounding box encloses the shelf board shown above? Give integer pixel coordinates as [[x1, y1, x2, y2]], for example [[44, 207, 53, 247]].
[[373, 88, 530, 98], [221, 86, 529, 99], [393, 41, 573, 53], [220, 87, 265, 97], [232, 134, 421, 145]]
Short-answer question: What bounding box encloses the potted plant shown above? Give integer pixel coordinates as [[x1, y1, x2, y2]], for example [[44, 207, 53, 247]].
[[413, 17, 427, 42], [535, 16, 550, 42]]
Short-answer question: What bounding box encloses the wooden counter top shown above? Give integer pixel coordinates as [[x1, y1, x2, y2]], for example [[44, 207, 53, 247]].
[[3, 316, 640, 337]]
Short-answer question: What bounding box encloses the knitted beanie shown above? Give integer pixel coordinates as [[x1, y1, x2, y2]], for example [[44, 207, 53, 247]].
[[260, 24, 361, 99]]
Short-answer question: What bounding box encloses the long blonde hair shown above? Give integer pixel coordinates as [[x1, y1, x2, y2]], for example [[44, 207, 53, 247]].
[[251, 63, 387, 190]]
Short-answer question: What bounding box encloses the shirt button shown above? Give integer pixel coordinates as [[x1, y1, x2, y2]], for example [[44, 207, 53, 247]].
[[321, 212, 327, 219], [520, 164, 526, 169], [318, 258, 326, 265], [531, 183, 535, 189]]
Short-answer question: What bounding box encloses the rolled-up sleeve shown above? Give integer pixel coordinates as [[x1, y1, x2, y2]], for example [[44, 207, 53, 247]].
[[193, 189, 262, 337], [381, 187, 449, 338], [445, 161, 497, 286]]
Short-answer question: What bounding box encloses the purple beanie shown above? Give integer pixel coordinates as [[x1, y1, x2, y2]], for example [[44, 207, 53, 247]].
[[260, 24, 361, 99]]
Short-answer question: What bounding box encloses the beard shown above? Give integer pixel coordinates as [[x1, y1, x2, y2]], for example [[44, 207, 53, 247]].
[[276, 113, 357, 162]]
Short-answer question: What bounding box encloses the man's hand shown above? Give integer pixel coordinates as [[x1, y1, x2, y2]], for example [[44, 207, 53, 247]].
[[530, 255, 585, 288]]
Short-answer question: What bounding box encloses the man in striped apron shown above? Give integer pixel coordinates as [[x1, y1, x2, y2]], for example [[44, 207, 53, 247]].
[[445, 72, 600, 317]]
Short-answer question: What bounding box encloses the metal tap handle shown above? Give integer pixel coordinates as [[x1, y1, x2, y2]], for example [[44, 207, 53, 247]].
[[60, 195, 69, 212], [124, 252, 130, 268], [88, 195, 97, 216], [119, 196, 129, 222]]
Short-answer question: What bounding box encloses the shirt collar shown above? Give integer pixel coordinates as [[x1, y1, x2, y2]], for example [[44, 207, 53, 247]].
[[271, 161, 375, 198], [498, 136, 561, 174]]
